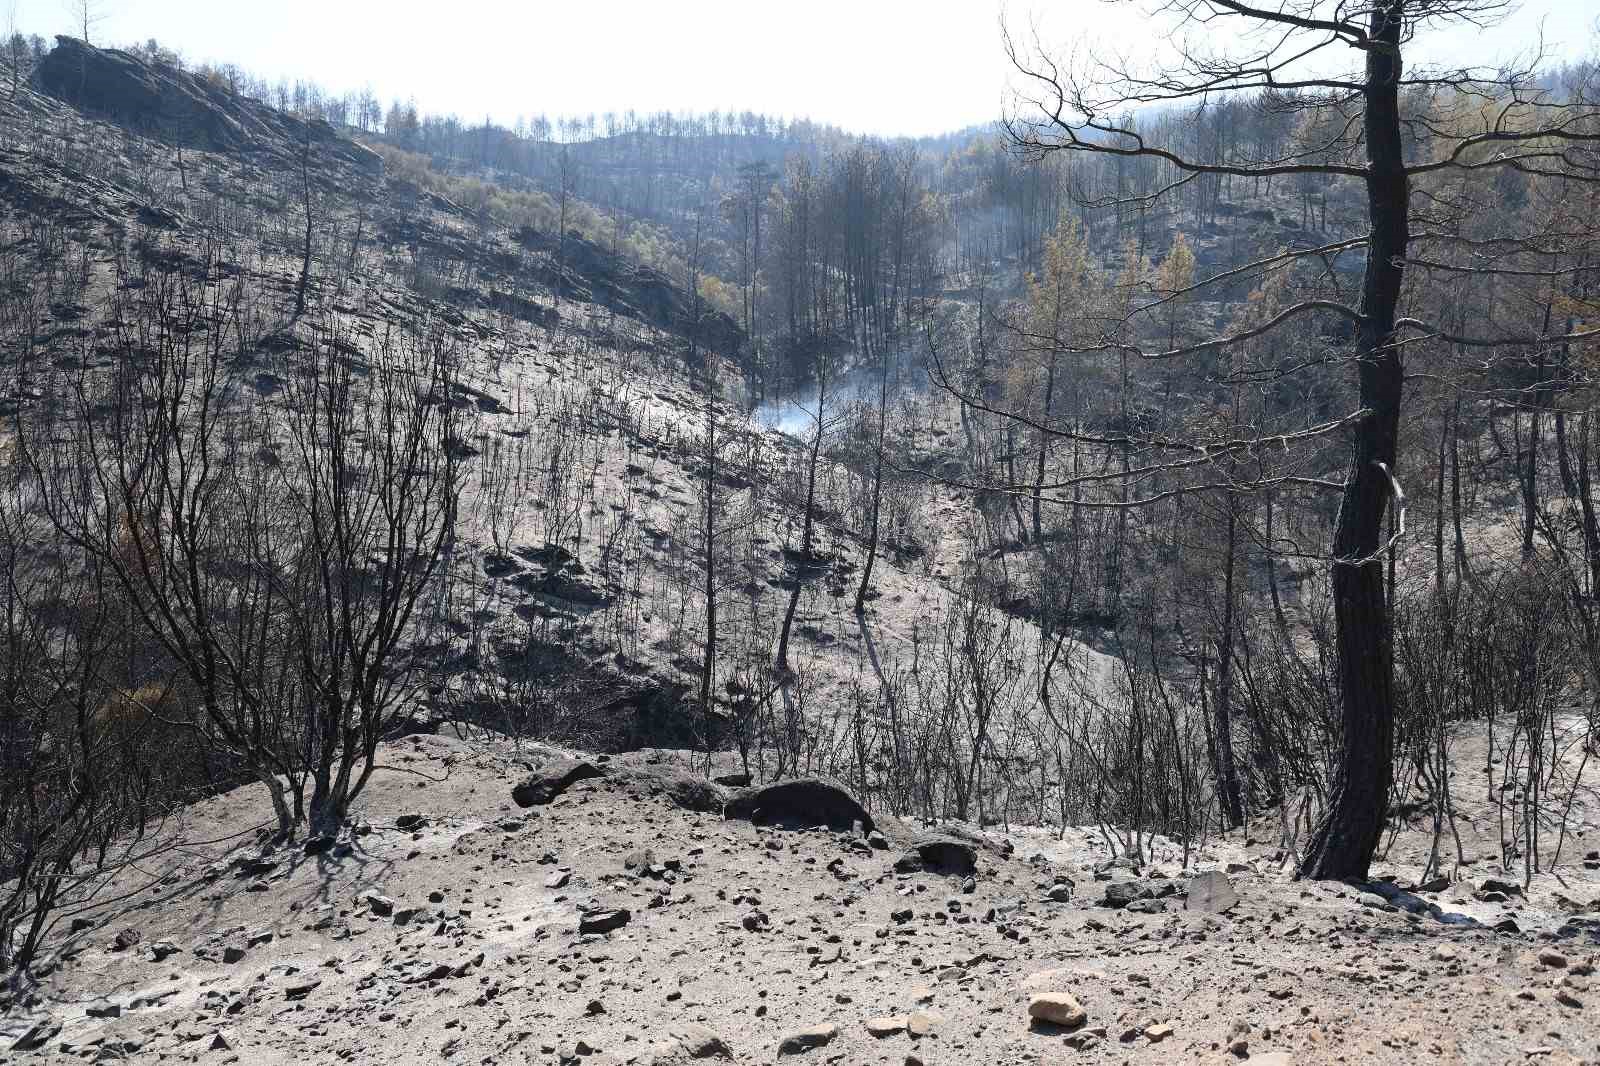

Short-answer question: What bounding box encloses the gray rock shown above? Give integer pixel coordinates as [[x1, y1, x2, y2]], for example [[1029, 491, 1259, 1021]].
[[724, 779, 874, 834], [618, 767, 728, 813], [1477, 877, 1524, 898], [776, 1023, 839, 1056], [1102, 880, 1149, 908], [284, 979, 321, 1000], [1186, 871, 1238, 914], [668, 1022, 732, 1059], [1028, 991, 1087, 1028], [895, 838, 978, 876], [511, 758, 606, 807], [578, 907, 631, 935]]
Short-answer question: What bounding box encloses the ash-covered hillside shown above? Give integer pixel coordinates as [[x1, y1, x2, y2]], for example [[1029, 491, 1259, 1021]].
[[4, 19, 1600, 1066]]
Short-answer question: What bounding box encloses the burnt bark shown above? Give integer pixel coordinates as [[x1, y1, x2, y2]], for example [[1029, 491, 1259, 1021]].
[[1299, 0, 1407, 880]]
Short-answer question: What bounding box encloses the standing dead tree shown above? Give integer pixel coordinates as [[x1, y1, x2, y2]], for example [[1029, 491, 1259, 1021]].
[[28, 261, 461, 839], [993, 0, 1600, 878]]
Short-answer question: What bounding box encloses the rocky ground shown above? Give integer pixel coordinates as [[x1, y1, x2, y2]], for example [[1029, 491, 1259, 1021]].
[[4, 730, 1599, 1066]]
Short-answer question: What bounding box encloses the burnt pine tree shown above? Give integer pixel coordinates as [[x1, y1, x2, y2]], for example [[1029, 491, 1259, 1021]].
[[1000, 0, 1600, 878]]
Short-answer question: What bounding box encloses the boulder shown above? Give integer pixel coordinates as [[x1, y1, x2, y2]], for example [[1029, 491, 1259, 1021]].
[[894, 838, 978, 876], [1186, 871, 1238, 914], [512, 758, 606, 807], [723, 778, 874, 834], [1103, 880, 1150, 908], [775, 1023, 839, 1056], [578, 907, 631, 935], [1027, 992, 1087, 1028], [1102, 878, 1180, 908], [617, 766, 726, 813]]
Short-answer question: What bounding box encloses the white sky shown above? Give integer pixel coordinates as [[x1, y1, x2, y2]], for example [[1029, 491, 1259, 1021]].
[[13, 0, 1600, 137]]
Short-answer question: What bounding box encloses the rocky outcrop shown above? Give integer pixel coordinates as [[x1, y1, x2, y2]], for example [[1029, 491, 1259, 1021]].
[[35, 37, 381, 175]]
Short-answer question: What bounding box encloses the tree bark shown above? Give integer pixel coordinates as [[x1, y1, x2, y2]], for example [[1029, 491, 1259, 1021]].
[[1299, 0, 1407, 880]]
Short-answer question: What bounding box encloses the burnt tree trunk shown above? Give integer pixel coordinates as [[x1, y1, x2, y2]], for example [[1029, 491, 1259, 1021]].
[[1300, 0, 1408, 880]]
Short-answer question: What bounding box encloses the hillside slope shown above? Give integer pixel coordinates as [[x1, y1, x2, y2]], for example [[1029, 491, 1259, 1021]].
[[3, 731, 1600, 1065]]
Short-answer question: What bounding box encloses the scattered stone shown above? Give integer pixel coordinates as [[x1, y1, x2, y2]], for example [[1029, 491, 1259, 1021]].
[[284, 979, 321, 1001], [1101, 878, 1179, 908], [1126, 897, 1167, 914], [111, 927, 142, 951], [865, 1015, 909, 1037], [395, 813, 426, 831], [724, 779, 874, 834], [907, 1010, 942, 1037], [1145, 1022, 1174, 1043], [1045, 883, 1074, 903], [668, 1023, 731, 1059], [1477, 878, 1524, 899], [303, 835, 336, 856], [1027, 991, 1087, 1028], [545, 870, 571, 890], [222, 944, 247, 964], [713, 772, 752, 788], [85, 1000, 121, 1019], [236, 857, 278, 878], [511, 758, 606, 807], [364, 892, 396, 917], [776, 1023, 839, 1056], [1539, 948, 1569, 969], [69, 917, 95, 933], [579, 907, 631, 935], [1186, 871, 1238, 914], [867, 830, 889, 850]]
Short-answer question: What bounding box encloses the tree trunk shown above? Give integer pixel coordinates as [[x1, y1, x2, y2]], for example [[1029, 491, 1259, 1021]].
[[855, 358, 889, 614], [777, 384, 825, 672], [1300, 0, 1407, 881], [1215, 498, 1245, 830], [700, 394, 718, 718]]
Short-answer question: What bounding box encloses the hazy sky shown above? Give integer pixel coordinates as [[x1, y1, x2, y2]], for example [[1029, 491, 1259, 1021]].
[[14, 0, 1600, 137]]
